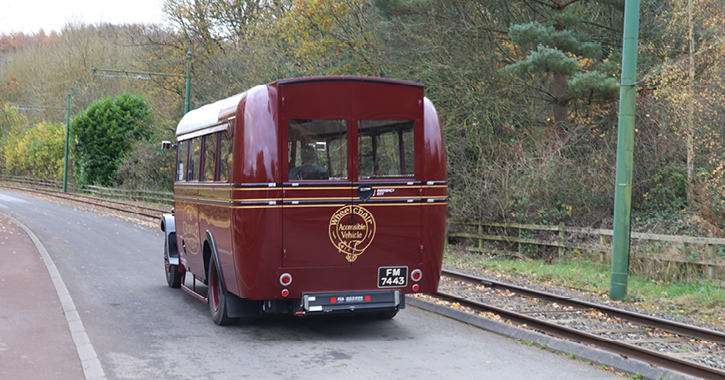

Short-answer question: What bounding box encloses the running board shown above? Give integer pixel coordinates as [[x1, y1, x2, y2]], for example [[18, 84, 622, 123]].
[[181, 273, 208, 304]]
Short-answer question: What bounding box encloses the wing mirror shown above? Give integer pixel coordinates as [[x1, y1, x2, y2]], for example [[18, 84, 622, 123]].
[[161, 141, 176, 150]]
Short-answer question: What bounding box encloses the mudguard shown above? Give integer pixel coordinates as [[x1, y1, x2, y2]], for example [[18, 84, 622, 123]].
[[161, 213, 179, 266], [204, 230, 261, 318]]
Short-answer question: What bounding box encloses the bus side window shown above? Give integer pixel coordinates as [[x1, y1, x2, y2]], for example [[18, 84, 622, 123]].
[[203, 133, 217, 181], [218, 131, 233, 182], [177, 140, 189, 181], [188, 137, 202, 181]]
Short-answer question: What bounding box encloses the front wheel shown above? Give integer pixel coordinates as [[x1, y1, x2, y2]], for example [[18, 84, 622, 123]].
[[164, 239, 183, 288], [208, 258, 236, 326]]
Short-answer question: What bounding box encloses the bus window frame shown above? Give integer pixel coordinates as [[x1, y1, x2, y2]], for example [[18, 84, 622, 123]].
[[188, 137, 202, 182], [177, 120, 233, 183], [202, 133, 219, 182], [218, 129, 233, 182], [357, 119, 416, 181], [177, 140, 190, 182], [286, 118, 350, 182]]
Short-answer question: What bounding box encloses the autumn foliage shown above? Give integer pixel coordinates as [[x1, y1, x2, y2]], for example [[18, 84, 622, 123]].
[[1, 0, 725, 233]]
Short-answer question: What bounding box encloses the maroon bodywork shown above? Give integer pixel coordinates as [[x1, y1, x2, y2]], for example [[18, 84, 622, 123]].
[[170, 77, 446, 317]]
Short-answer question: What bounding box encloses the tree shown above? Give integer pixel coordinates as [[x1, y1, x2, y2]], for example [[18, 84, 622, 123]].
[[503, 0, 621, 131], [162, 0, 289, 45], [0, 104, 29, 172], [2, 120, 65, 180], [277, 0, 383, 75], [71, 93, 155, 186], [639, 0, 725, 215], [0, 24, 156, 128]]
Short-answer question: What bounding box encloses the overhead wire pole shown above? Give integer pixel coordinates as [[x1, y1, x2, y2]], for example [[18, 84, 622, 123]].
[[93, 48, 193, 115], [63, 91, 71, 192], [10, 99, 73, 192], [185, 49, 192, 114], [610, 0, 642, 300]]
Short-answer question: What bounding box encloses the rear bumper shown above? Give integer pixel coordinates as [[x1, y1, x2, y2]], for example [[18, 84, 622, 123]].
[[294, 289, 404, 315]]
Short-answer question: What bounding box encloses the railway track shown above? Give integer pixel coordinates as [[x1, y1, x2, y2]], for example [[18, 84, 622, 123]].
[[434, 269, 725, 380], [0, 184, 168, 220]]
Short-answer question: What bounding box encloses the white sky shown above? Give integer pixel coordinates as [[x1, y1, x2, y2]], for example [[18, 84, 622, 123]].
[[0, 0, 166, 35]]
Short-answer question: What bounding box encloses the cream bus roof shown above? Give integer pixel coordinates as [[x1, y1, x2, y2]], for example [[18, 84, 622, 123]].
[[176, 92, 244, 137]]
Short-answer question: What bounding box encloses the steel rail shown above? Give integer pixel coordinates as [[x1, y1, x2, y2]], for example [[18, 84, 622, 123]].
[[1, 184, 164, 220], [442, 269, 725, 345], [36, 186, 168, 213], [437, 269, 725, 380]]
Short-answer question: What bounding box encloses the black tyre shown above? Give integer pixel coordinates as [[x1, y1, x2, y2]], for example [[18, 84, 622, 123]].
[[208, 258, 236, 326], [164, 239, 183, 288]]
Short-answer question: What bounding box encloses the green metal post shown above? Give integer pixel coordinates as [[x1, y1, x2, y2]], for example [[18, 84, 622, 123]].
[[184, 49, 192, 114], [610, 0, 641, 300], [63, 90, 71, 193]]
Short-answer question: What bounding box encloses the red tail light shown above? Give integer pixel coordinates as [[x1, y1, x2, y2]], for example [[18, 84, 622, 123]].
[[280, 273, 293, 286], [411, 269, 422, 282]]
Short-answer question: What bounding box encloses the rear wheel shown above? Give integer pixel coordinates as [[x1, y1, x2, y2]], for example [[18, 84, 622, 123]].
[[164, 239, 183, 288], [208, 258, 236, 326]]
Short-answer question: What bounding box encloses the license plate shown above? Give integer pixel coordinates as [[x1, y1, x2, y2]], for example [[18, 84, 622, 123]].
[[378, 266, 408, 288]]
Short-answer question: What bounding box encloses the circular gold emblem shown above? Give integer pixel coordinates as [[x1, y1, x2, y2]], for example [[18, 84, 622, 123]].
[[328, 205, 376, 262], [182, 204, 199, 255]]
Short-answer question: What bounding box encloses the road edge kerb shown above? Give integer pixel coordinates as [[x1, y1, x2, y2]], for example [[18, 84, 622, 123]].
[[1, 212, 107, 380], [406, 295, 701, 380]]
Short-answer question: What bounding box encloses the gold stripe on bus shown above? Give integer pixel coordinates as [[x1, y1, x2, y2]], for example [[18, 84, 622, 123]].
[[175, 184, 446, 190], [186, 196, 446, 203], [230, 205, 284, 209], [281, 186, 355, 191], [196, 196, 284, 203], [184, 201, 447, 210]]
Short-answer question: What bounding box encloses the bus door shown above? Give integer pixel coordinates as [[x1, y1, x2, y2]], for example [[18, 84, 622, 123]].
[[351, 81, 425, 270], [354, 119, 423, 270], [280, 81, 354, 268], [175, 136, 203, 274]]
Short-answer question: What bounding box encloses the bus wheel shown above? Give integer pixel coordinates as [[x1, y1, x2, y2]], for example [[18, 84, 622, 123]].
[[164, 239, 183, 288], [208, 259, 236, 326]]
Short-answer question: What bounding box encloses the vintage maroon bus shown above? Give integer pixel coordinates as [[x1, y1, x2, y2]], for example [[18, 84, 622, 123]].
[[160, 76, 447, 325]]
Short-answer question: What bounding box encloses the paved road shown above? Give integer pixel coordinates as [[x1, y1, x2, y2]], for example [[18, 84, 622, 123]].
[[0, 188, 623, 380]]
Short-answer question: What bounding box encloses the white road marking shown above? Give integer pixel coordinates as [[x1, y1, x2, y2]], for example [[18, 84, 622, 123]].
[[0, 194, 28, 203]]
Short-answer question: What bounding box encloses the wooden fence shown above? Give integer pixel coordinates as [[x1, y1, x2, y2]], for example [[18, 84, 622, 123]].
[[0, 175, 173, 206], [448, 220, 725, 281]]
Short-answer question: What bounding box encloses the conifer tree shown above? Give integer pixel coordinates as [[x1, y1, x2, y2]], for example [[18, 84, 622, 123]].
[[504, 0, 620, 131]]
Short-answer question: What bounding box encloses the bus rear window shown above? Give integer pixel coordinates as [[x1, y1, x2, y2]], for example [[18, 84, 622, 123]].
[[288, 119, 348, 181], [358, 120, 414, 179]]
